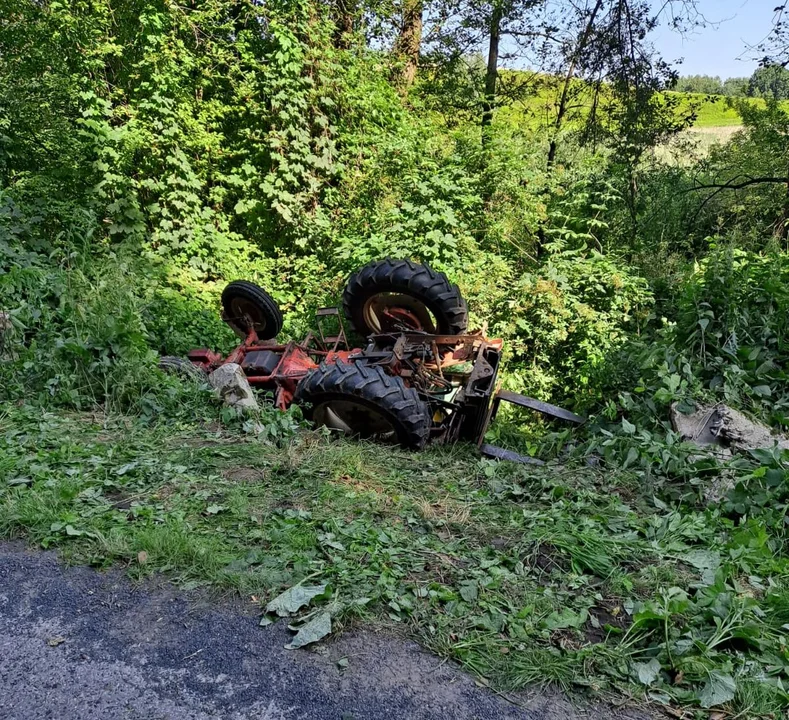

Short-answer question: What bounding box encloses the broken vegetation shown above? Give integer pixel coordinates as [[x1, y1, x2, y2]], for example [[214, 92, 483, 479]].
[[2, 402, 789, 717]]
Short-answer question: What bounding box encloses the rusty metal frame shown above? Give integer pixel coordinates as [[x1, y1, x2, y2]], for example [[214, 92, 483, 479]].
[[183, 306, 584, 463]]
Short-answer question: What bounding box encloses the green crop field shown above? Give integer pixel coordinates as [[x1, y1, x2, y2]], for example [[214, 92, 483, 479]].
[[494, 75, 787, 134]]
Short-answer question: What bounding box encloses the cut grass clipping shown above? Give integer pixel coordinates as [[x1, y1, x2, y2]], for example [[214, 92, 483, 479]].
[[2, 405, 788, 717]]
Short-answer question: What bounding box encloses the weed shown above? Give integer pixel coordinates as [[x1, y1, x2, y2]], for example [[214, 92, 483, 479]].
[[3, 404, 788, 714]]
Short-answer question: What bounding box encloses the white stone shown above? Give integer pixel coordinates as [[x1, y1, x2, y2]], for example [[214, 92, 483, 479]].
[[208, 363, 259, 412], [670, 401, 789, 452]]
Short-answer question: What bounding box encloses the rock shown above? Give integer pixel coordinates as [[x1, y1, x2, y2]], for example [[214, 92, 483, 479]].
[[670, 402, 789, 453], [670, 401, 789, 504], [717, 405, 789, 452], [671, 403, 789, 503], [208, 363, 259, 412]]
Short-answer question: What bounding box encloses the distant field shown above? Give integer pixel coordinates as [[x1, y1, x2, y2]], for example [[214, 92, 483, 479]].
[[689, 97, 745, 127], [654, 125, 743, 164], [670, 92, 766, 128], [495, 78, 784, 133], [687, 125, 742, 141]]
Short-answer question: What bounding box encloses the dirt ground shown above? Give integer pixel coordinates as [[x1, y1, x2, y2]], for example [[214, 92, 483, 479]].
[[0, 542, 660, 720]]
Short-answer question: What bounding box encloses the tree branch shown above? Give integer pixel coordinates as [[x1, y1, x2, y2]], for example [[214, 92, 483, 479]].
[[688, 176, 789, 191], [687, 175, 789, 225]]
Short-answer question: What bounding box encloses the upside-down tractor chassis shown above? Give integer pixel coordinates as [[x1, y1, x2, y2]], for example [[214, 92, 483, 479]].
[[167, 258, 583, 463]]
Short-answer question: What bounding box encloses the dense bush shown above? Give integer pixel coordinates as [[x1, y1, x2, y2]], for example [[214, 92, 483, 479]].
[[676, 246, 789, 424], [0, 0, 787, 432]]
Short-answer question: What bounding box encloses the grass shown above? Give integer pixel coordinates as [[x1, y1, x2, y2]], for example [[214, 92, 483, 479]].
[[686, 95, 747, 128], [494, 80, 788, 134], [2, 401, 788, 717]]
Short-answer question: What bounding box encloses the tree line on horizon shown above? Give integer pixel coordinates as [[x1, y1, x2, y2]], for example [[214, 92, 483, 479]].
[[675, 65, 789, 99]]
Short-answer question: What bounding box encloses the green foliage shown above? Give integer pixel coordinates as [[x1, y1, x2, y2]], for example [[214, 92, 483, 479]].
[[675, 74, 727, 95], [698, 99, 789, 242], [749, 65, 789, 100], [675, 247, 789, 424], [495, 249, 653, 404], [674, 75, 749, 98]]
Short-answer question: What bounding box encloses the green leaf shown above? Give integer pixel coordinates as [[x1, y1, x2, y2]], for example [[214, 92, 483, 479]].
[[621, 417, 636, 434], [266, 583, 328, 617], [684, 550, 720, 572], [633, 658, 661, 686], [544, 607, 587, 630], [459, 582, 478, 602], [285, 610, 332, 649], [623, 446, 640, 468], [698, 671, 736, 708]]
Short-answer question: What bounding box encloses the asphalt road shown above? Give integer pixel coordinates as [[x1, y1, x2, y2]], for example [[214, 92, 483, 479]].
[[0, 543, 652, 720]]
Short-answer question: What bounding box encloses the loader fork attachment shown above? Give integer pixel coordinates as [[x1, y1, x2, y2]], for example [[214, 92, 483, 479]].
[[479, 390, 585, 466]]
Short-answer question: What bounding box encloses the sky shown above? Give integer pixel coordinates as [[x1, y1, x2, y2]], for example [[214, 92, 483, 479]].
[[651, 0, 776, 79]]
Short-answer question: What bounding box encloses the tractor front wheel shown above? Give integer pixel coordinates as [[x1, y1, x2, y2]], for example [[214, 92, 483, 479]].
[[221, 280, 283, 340], [294, 361, 431, 449]]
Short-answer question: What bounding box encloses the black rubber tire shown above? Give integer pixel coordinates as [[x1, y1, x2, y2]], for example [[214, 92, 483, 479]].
[[342, 258, 468, 337], [158, 356, 208, 380], [294, 361, 432, 449], [221, 280, 283, 340]]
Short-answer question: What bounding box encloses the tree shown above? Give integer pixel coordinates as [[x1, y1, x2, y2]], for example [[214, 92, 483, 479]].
[[480, 0, 504, 143], [577, 2, 696, 230], [539, 0, 700, 169], [420, 0, 545, 144], [748, 65, 789, 100], [545, 0, 605, 167], [722, 77, 748, 97], [333, 0, 356, 48], [675, 74, 724, 94], [755, 3, 789, 66], [392, 0, 424, 85], [692, 99, 789, 239]]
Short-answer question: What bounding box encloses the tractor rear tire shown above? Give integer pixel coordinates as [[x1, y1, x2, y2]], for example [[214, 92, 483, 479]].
[[342, 258, 468, 337], [158, 356, 208, 380], [294, 361, 431, 449], [221, 280, 283, 340]]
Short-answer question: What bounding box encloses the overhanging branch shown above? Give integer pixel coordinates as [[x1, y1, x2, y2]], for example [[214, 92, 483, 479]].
[[689, 176, 789, 192], [687, 175, 789, 223]]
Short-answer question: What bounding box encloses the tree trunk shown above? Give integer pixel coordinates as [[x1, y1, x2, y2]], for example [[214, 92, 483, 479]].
[[393, 0, 423, 87], [547, 0, 604, 168], [481, 1, 502, 148], [781, 165, 789, 242], [333, 0, 354, 49]]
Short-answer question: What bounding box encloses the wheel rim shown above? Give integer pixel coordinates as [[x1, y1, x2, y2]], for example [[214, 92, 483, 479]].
[[229, 298, 267, 332], [362, 293, 436, 333], [314, 400, 398, 442]]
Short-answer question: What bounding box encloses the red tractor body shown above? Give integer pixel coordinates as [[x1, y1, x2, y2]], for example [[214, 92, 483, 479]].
[[169, 259, 583, 462]]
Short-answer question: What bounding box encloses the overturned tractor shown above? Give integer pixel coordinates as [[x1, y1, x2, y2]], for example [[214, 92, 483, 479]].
[[163, 258, 583, 463]]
